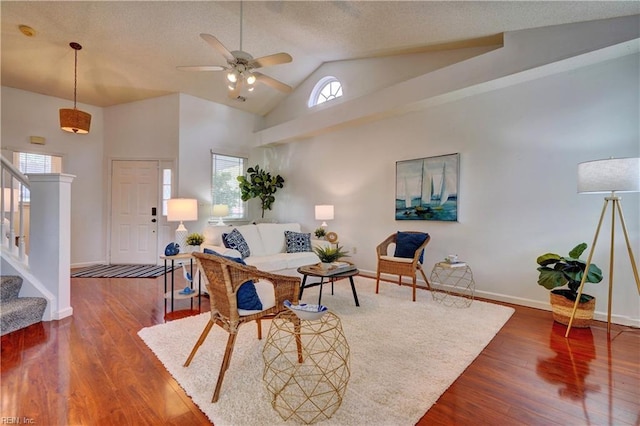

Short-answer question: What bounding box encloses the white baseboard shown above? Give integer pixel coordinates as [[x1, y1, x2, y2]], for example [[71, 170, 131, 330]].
[[359, 269, 640, 328]]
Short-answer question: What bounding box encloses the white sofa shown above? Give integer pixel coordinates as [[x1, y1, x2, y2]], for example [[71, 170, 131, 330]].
[[201, 223, 325, 276]]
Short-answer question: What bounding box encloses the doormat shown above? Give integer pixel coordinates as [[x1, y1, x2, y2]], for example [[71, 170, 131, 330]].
[[71, 264, 173, 278]]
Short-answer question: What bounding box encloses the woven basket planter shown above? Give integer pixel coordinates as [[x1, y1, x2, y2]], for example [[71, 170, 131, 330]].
[[549, 292, 595, 328]]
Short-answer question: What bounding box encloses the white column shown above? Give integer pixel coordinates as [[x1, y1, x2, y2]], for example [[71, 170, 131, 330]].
[[28, 173, 75, 320]]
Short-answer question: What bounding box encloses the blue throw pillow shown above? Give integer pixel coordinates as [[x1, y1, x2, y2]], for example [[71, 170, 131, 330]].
[[203, 248, 246, 265], [284, 230, 312, 253], [236, 281, 263, 311], [222, 228, 250, 258], [394, 232, 429, 263]]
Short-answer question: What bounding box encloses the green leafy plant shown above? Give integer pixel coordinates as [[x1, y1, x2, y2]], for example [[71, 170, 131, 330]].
[[536, 243, 603, 303], [314, 227, 326, 239], [314, 245, 349, 263], [237, 165, 285, 218], [186, 233, 204, 246]]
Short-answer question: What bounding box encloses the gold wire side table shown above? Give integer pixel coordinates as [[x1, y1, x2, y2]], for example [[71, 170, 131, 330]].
[[430, 262, 475, 308], [262, 311, 350, 424]]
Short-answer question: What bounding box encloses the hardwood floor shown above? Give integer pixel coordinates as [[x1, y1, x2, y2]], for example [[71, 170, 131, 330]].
[[1, 275, 638, 425]]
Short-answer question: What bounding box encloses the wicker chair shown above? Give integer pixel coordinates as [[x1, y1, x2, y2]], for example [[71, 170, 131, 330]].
[[375, 232, 431, 301], [184, 252, 302, 403]]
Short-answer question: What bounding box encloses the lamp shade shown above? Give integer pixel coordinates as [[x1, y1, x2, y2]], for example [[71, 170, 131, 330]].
[[212, 204, 230, 217], [315, 205, 334, 221], [60, 108, 91, 134], [578, 157, 640, 194], [167, 198, 198, 222]]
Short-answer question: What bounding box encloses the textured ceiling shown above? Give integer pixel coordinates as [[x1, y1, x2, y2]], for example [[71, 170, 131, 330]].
[[2, 1, 639, 116]]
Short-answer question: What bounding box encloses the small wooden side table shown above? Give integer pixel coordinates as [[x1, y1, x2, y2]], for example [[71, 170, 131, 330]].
[[262, 311, 350, 424], [160, 253, 201, 312], [429, 261, 475, 308]]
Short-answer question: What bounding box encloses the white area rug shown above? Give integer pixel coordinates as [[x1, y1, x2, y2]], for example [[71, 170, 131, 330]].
[[138, 277, 514, 425]]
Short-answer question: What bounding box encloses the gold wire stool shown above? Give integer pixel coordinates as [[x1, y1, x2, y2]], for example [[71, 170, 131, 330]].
[[263, 311, 350, 424], [430, 261, 475, 308]]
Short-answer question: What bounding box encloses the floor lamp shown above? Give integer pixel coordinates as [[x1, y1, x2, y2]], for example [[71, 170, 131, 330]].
[[566, 157, 640, 337]]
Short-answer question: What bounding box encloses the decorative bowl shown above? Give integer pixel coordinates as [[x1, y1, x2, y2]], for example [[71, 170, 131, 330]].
[[284, 300, 328, 321]]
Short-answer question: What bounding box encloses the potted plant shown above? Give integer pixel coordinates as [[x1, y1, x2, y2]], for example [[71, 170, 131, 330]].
[[536, 242, 603, 327], [185, 233, 205, 252], [237, 165, 285, 219], [313, 245, 349, 269], [314, 227, 326, 239]]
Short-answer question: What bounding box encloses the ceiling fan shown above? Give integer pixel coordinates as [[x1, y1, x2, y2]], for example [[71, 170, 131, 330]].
[[178, 2, 293, 100]]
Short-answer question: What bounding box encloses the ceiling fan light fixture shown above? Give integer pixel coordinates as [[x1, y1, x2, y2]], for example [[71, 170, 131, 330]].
[[226, 70, 238, 83], [59, 42, 91, 134], [246, 73, 256, 85]]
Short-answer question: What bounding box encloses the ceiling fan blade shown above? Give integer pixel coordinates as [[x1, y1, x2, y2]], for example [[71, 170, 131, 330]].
[[228, 79, 244, 99], [177, 65, 226, 72], [254, 72, 292, 93], [200, 33, 235, 63], [249, 53, 293, 69]]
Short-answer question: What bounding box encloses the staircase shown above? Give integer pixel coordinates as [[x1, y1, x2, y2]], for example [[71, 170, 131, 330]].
[[1, 275, 47, 336]]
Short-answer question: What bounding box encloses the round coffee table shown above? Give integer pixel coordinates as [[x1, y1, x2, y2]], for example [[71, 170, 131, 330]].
[[297, 264, 360, 306]]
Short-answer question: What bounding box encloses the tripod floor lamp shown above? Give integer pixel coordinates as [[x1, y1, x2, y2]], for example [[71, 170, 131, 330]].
[[566, 157, 640, 337]]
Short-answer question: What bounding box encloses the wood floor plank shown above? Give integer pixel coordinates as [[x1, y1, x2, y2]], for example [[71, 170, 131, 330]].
[[1, 275, 638, 425]]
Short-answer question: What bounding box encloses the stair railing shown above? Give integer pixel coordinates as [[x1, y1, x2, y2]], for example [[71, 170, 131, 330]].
[[1, 155, 29, 263]]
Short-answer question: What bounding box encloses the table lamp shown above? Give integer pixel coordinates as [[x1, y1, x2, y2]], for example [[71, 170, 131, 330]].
[[315, 205, 334, 227], [566, 157, 640, 336], [212, 204, 229, 226], [167, 198, 198, 253]]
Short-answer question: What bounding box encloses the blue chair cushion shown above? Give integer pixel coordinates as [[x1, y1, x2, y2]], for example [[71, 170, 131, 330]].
[[394, 232, 429, 263], [236, 281, 263, 311]]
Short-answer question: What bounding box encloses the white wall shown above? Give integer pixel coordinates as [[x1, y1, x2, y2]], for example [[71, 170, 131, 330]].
[[262, 53, 640, 325], [177, 93, 261, 229], [264, 45, 500, 128], [1, 86, 105, 266]]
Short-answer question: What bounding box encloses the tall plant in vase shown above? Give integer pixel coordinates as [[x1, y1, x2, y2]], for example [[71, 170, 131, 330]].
[[237, 165, 285, 219]]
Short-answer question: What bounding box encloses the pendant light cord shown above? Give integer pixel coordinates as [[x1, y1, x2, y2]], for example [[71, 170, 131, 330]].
[[73, 48, 78, 109]]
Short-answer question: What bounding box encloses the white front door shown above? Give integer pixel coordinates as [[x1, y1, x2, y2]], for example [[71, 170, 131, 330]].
[[110, 160, 159, 264]]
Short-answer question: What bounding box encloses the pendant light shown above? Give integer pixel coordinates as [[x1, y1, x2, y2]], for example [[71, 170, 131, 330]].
[[59, 42, 91, 134]]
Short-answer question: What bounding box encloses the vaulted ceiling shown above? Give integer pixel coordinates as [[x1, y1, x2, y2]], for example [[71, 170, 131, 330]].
[[2, 1, 638, 116]]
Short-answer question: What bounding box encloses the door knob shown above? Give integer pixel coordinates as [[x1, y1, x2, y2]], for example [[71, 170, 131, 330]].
[[151, 218, 157, 223]]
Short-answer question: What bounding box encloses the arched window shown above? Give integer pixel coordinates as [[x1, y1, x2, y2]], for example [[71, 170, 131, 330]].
[[308, 76, 343, 107]]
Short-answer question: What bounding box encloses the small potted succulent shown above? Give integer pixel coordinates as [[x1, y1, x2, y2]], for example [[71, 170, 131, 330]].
[[313, 245, 349, 269], [185, 233, 205, 252], [536, 242, 603, 327], [314, 227, 327, 239]]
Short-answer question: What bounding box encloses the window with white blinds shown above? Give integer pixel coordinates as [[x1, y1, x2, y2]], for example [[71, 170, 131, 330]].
[[13, 152, 63, 202], [211, 153, 247, 220]]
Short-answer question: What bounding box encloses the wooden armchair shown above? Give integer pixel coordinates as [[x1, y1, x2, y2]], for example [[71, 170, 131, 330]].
[[184, 252, 301, 402], [375, 232, 431, 301]]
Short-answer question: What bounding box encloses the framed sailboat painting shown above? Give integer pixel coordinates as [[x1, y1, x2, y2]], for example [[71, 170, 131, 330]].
[[396, 153, 459, 221]]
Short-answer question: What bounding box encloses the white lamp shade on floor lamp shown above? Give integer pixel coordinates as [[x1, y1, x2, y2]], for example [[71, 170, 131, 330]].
[[212, 204, 229, 226], [315, 205, 334, 227], [168, 198, 198, 252], [578, 157, 640, 193]]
